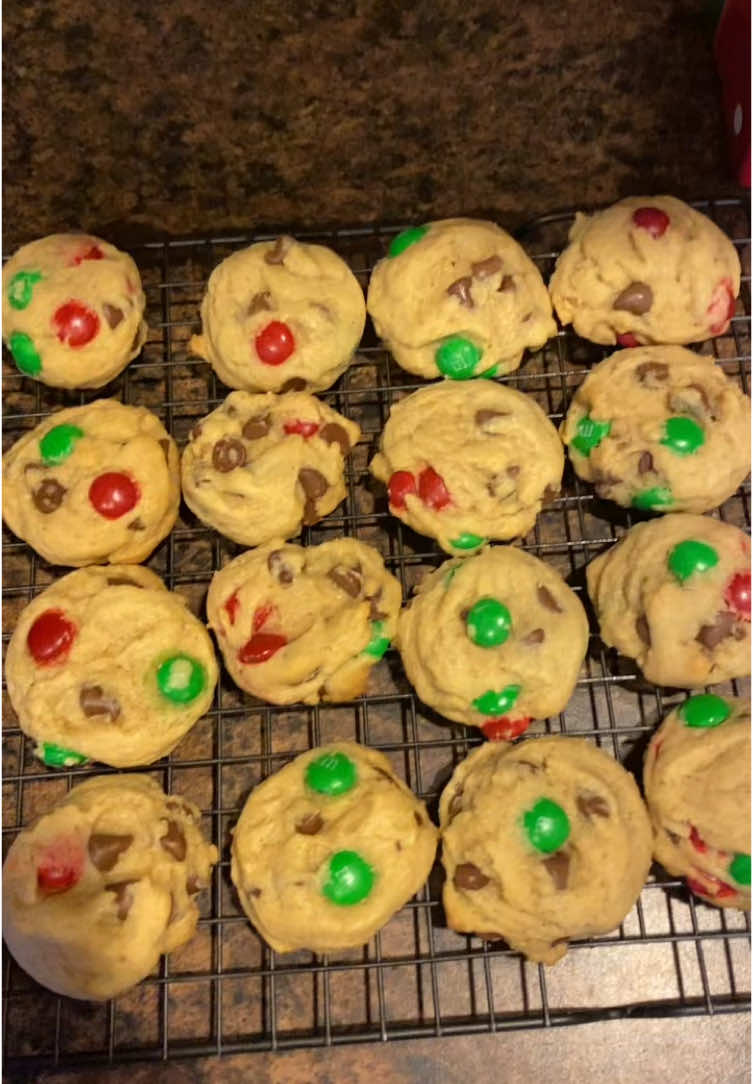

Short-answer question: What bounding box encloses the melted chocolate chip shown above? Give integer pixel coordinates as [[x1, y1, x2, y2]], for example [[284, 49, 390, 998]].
[[106, 880, 136, 920], [127, 518, 146, 531], [414, 811, 424, 827], [33, 478, 66, 513], [328, 565, 362, 597], [537, 585, 562, 613], [160, 820, 186, 861], [296, 812, 323, 835], [103, 303, 124, 329], [475, 409, 507, 429], [368, 591, 387, 621], [577, 794, 610, 819], [268, 549, 295, 584], [523, 628, 545, 644], [186, 875, 202, 895], [447, 276, 474, 308], [498, 275, 515, 292], [613, 282, 653, 315], [242, 414, 271, 440], [212, 437, 247, 472], [248, 290, 273, 316], [638, 451, 654, 474], [453, 863, 489, 890], [319, 422, 351, 455], [541, 485, 559, 505], [635, 361, 669, 384], [280, 377, 307, 392], [298, 467, 328, 499], [80, 684, 121, 721], [264, 236, 292, 264], [542, 851, 570, 889], [302, 498, 319, 525], [696, 611, 738, 649], [89, 833, 133, 872], [471, 255, 503, 279], [636, 615, 651, 646]]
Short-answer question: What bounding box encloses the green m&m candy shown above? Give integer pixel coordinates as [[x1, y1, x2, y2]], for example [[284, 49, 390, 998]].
[[435, 336, 484, 379], [466, 598, 512, 648], [156, 654, 206, 704], [36, 742, 89, 768], [306, 752, 357, 796], [40, 424, 85, 465], [472, 684, 521, 716], [571, 414, 612, 457], [363, 621, 390, 659], [679, 693, 731, 729], [322, 850, 374, 905], [661, 416, 705, 456], [479, 364, 499, 380], [523, 798, 570, 854], [728, 853, 751, 887], [668, 540, 719, 583], [9, 331, 42, 376], [450, 532, 486, 551], [632, 486, 674, 511], [388, 225, 428, 258], [8, 270, 42, 310]]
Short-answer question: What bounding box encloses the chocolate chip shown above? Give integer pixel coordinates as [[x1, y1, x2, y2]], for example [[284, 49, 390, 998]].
[[33, 478, 66, 513], [298, 468, 328, 520], [160, 820, 186, 861], [541, 485, 559, 504], [638, 451, 654, 474], [248, 290, 273, 316], [105, 576, 142, 587], [250, 887, 262, 898], [537, 585, 562, 613], [414, 811, 424, 827], [280, 377, 307, 392], [635, 361, 669, 384], [448, 787, 464, 820], [296, 812, 323, 835], [507, 464, 520, 478], [523, 628, 545, 644], [471, 255, 503, 279], [542, 851, 570, 889], [89, 833, 133, 872], [127, 518, 146, 531], [319, 422, 351, 455], [106, 880, 136, 920], [636, 615, 651, 646], [212, 437, 247, 472], [368, 591, 387, 621], [186, 875, 202, 895], [328, 565, 362, 597], [613, 282, 653, 315], [696, 611, 738, 649], [103, 303, 124, 329], [226, 404, 238, 418], [453, 863, 489, 890], [242, 414, 271, 440], [302, 498, 319, 525], [475, 409, 507, 430], [191, 424, 203, 440], [447, 276, 474, 308], [577, 794, 610, 819], [264, 235, 293, 264], [498, 275, 515, 292], [80, 684, 121, 721], [268, 549, 294, 584]]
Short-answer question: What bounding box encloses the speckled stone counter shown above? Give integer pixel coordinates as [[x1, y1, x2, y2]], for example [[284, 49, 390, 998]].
[[2, 0, 740, 248]]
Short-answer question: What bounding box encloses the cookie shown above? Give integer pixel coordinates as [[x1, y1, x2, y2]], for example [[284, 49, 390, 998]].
[[230, 742, 437, 953], [3, 775, 217, 999], [549, 196, 741, 347], [370, 381, 564, 554], [560, 346, 751, 513], [190, 235, 366, 392], [2, 399, 180, 566], [207, 538, 402, 705], [2, 233, 147, 388], [397, 546, 589, 736], [5, 565, 219, 768], [366, 218, 556, 380], [587, 515, 751, 688], [439, 738, 652, 963], [181, 390, 361, 546], [644, 694, 750, 909]]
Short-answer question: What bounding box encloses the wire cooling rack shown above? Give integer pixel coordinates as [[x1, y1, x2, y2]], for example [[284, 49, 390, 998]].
[[2, 200, 751, 1073]]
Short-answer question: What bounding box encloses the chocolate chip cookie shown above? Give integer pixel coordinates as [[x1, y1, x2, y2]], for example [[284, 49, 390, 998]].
[[207, 538, 402, 705], [190, 235, 366, 392], [181, 390, 360, 546], [3, 774, 217, 999], [439, 738, 652, 963], [366, 218, 556, 380], [5, 565, 219, 768], [549, 196, 741, 347], [2, 233, 147, 388], [231, 742, 437, 953], [587, 515, 751, 688], [370, 380, 564, 554], [397, 546, 589, 737], [561, 345, 751, 513], [3, 399, 180, 566], [644, 694, 750, 909]]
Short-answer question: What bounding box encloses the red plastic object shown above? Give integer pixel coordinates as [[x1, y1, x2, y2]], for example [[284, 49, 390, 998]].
[[714, 0, 751, 186]]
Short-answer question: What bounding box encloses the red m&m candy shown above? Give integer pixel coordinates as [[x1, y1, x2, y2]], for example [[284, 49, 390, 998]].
[[725, 571, 751, 620], [70, 244, 104, 265], [89, 473, 140, 519], [388, 471, 417, 509], [37, 839, 84, 896], [255, 321, 295, 365], [632, 207, 670, 238], [418, 466, 451, 510], [283, 419, 320, 438], [223, 591, 241, 625], [239, 632, 287, 664], [27, 609, 76, 665], [53, 301, 100, 347], [616, 332, 641, 348], [707, 278, 736, 336], [482, 717, 532, 741]]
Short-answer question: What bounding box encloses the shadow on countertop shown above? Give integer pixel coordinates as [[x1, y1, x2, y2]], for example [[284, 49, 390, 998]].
[[2, 0, 742, 246]]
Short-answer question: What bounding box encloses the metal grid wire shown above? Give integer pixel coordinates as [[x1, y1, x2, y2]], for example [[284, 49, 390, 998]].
[[2, 199, 751, 1072]]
